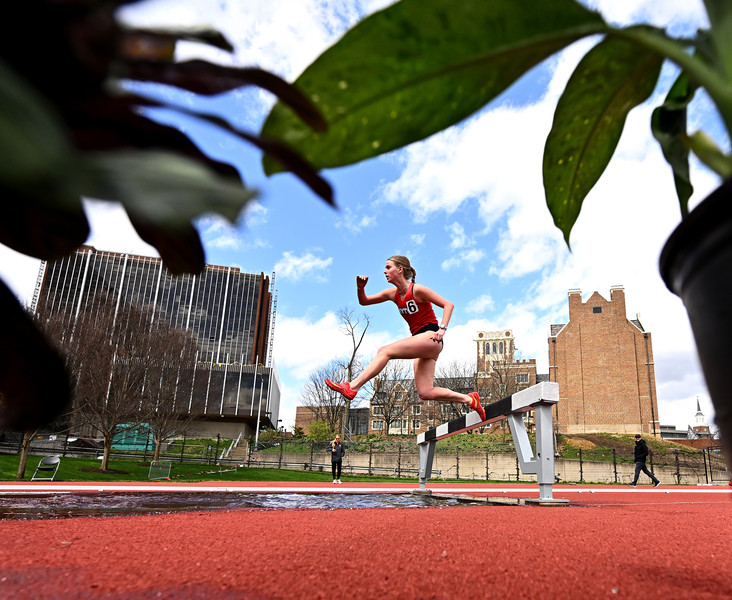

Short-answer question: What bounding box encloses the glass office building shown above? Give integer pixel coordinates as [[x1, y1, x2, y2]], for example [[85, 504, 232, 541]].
[[33, 246, 280, 438]]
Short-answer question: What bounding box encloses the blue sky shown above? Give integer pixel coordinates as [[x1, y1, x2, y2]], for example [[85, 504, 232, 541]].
[[1, 0, 726, 432]]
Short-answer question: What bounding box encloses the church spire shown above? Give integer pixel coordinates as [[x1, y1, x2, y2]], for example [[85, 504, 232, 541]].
[[694, 396, 705, 427]]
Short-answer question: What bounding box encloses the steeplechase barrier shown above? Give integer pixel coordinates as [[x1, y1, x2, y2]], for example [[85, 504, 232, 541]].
[[417, 382, 566, 504]]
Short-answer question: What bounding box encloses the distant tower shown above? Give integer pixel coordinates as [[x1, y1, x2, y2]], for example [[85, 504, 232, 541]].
[[689, 397, 712, 439], [474, 329, 516, 373], [694, 397, 705, 428]]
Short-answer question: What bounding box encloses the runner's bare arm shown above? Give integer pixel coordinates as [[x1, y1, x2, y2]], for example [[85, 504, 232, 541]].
[[413, 284, 455, 327], [357, 276, 394, 305]]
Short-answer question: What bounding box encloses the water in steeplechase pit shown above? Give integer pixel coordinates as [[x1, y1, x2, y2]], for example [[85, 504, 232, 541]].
[[0, 492, 486, 520]]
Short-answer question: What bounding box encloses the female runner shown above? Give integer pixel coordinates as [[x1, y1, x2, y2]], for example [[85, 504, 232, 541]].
[[325, 255, 486, 421]]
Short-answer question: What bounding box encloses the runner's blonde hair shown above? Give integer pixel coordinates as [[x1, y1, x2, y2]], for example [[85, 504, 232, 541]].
[[387, 255, 416, 282]]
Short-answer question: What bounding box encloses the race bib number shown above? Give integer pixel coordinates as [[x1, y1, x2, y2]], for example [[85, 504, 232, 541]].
[[406, 299, 418, 314]]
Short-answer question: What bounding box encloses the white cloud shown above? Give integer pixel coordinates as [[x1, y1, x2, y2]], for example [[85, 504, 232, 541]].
[[118, 0, 392, 78], [273, 310, 394, 427], [584, 0, 708, 33], [336, 208, 376, 233], [273, 251, 333, 282], [410, 233, 425, 246], [199, 217, 242, 250], [243, 202, 268, 227], [466, 294, 494, 315], [441, 248, 486, 272]]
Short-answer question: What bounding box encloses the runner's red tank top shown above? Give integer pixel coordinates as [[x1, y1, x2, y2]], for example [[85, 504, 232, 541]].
[[394, 283, 438, 335]]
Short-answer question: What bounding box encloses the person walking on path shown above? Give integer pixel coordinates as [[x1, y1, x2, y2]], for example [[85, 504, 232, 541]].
[[629, 433, 661, 487], [324, 255, 486, 421], [330, 434, 346, 484]]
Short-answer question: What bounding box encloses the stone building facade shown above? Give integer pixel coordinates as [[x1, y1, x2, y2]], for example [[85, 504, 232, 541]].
[[548, 286, 660, 436]]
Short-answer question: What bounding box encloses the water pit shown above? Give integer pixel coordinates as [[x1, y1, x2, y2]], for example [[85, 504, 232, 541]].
[[0, 492, 483, 520]]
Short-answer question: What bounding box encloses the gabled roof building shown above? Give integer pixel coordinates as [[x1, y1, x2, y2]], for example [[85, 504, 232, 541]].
[[549, 286, 660, 436]]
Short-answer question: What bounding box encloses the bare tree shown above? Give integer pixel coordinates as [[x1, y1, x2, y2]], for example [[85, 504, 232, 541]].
[[433, 360, 476, 423], [300, 361, 349, 433], [478, 359, 529, 440], [371, 360, 416, 435], [337, 308, 369, 437], [14, 430, 38, 480], [14, 306, 84, 480], [141, 324, 200, 462], [70, 298, 154, 470]]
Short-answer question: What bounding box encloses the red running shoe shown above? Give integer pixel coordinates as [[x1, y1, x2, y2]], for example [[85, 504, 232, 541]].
[[468, 392, 486, 421], [325, 379, 357, 400]]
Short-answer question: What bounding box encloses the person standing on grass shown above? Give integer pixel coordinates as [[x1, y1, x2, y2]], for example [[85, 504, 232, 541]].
[[330, 434, 346, 484], [628, 433, 661, 487], [325, 255, 486, 422]]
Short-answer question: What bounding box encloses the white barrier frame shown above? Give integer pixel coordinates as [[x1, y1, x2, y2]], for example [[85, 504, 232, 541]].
[[417, 382, 564, 503]]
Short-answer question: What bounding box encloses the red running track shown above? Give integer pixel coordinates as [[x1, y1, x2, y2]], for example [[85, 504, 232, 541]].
[[0, 482, 730, 599]]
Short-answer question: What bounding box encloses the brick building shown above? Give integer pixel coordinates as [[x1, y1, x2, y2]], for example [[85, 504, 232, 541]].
[[294, 406, 369, 436], [548, 286, 660, 436]]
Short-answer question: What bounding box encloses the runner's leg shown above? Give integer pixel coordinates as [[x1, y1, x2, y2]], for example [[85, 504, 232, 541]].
[[349, 333, 441, 390]]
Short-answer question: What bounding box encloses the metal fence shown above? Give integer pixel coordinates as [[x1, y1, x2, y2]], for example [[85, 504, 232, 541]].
[[246, 438, 729, 485], [0, 432, 228, 466], [2, 431, 727, 485]]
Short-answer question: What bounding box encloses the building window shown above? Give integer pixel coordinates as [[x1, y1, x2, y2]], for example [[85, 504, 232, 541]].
[[412, 419, 421, 430], [393, 391, 404, 402], [499, 384, 507, 396], [492, 342, 497, 354], [372, 406, 384, 416], [499, 342, 504, 354], [372, 420, 384, 430], [593, 306, 602, 313], [516, 373, 529, 384], [413, 405, 421, 415]]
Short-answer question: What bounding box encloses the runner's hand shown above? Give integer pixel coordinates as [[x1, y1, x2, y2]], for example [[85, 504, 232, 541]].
[[357, 276, 368, 288]]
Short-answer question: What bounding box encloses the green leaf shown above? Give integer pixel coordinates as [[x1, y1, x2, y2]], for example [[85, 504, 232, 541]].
[[0, 280, 71, 430], [0, 186, 89, 261], [127, 216, 206, 275], [543, 31, 664, 244], [703, 0, 732, 81], [124, 62, 327, 132], [651, 72, 696, 218], [0, 60, 73, 185], [261, 0, 606, 173], [87, 150, 257, 223], [0, 59, 90, 259], [85, 150, 258, 273], [687, 130, 732, 178]]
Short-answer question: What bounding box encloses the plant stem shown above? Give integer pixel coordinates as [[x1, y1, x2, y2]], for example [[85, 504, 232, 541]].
[[611, 27, 732, 139]]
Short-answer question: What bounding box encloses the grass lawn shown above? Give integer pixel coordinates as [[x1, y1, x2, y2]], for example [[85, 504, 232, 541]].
[[0, 453, 549, 485], [0, 453, 419, 484]]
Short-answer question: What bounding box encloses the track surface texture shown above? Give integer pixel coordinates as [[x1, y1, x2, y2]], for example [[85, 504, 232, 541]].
[[0, 482, 730, 599]]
